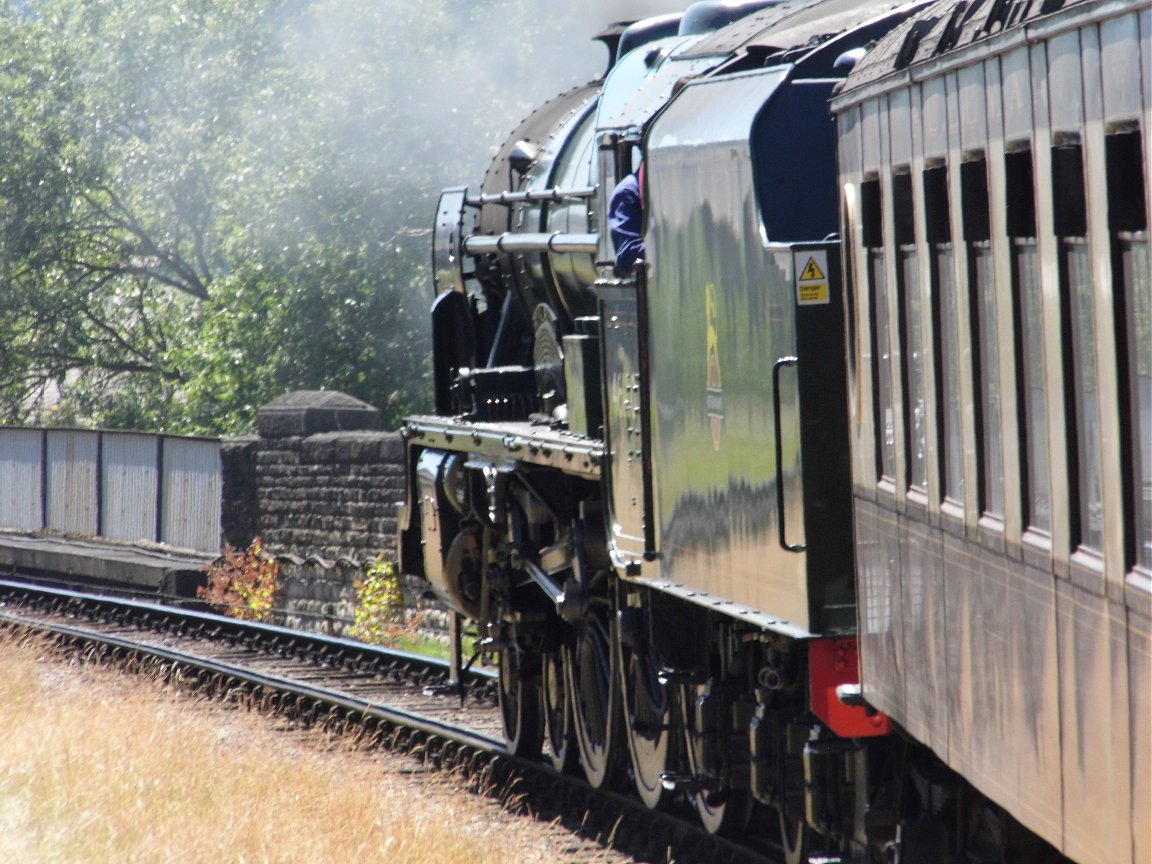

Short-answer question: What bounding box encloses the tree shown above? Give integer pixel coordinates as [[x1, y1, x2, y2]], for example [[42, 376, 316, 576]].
[[0, 0, 610, 434], [0, 0, 287, 430]]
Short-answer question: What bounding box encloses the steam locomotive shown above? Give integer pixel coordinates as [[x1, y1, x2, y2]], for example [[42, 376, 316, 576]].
[[397, 1, 1150, 861]]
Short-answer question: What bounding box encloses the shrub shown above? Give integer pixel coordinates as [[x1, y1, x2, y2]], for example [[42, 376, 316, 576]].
[[351, 557, 421, 646], [198, 538, 280, 621]]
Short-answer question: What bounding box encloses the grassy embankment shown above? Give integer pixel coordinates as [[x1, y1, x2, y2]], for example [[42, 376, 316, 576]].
[[0, 632, 564, 864]]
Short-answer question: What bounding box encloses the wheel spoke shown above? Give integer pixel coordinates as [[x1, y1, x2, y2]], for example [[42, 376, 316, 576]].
[[543, 647, 576, 773]]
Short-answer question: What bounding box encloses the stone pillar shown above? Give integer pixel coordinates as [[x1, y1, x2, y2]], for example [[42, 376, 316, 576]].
[[219, 436, 258, 550], [252, 390, 402, 636]]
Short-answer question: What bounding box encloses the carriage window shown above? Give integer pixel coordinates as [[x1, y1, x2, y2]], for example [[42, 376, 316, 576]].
[[895, 171, 926, 493], [1053, 142, 1102, 554], [925, 165, 961, 504], [1107, 129, 1151, 571], [1007, 148, 1049, 533], [963, 158, 1002, 519], [863, 178, 894, 483]]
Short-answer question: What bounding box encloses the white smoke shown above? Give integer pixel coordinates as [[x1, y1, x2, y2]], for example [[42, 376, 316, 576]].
[[279, 1, 689, 202]]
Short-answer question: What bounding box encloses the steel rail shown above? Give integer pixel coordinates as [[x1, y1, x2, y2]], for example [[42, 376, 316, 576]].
[[0, 577, 790, 864], [0, 607, 503, 754], [0, 578, 494, 685]]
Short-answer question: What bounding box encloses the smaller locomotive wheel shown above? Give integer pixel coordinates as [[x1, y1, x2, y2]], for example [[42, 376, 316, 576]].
[[691, 781, 751, 836], [542, 645, 577, 773], [682, 679, 751, 836], [498, 632, 543, 759], [777, 807, 811, 864], [568, 589, 620, 789]]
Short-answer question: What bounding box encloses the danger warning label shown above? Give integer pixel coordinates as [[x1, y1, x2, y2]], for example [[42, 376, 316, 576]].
[[800, 257, 825, 281], [795, 251, 830, 306]]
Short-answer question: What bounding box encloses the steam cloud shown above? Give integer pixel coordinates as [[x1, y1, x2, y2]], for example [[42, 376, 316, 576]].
[[281, 1, 687, 198]]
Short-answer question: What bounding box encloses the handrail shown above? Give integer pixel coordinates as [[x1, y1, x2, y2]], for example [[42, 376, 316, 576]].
[[772, 356, 806, 553], [462, 232, 598, 255], [465, 186, 596, 207]]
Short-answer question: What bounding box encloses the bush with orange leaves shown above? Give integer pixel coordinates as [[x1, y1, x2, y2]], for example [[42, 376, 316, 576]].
[[198, 537, 280, 621]]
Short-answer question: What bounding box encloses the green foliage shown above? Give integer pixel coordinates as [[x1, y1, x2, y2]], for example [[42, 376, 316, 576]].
[[0, 0, 607, 433], [351, 557, 423, 647], [198, 537, 280, 621]]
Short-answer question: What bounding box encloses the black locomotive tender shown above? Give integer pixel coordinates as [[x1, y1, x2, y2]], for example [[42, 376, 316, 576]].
[[398, 1, 1150, 861]]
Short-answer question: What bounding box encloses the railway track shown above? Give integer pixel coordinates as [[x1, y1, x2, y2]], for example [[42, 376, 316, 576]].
[[0, 578, 799, 864]]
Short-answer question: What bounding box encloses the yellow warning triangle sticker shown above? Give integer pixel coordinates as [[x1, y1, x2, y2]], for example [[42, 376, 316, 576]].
[[799, 257, 825, 281]]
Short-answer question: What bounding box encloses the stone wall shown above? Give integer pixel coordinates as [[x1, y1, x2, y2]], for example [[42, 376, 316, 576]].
[[220, 390, 438, 638], [256, 429, 403, 562]]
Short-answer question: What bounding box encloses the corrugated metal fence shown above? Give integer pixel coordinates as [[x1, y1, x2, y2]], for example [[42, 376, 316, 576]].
[[0, 427, 222, 553]]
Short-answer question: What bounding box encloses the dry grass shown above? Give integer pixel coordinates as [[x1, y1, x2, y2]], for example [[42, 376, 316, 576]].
[[0, 632, 625, 864]]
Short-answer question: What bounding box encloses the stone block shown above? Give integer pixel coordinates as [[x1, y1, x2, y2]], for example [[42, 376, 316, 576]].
[[258, 391, 381, 438]]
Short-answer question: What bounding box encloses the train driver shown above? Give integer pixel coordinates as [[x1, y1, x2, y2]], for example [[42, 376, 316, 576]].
[[609, 161, 645, 276]]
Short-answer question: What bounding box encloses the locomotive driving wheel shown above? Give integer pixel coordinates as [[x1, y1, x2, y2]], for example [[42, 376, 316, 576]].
[[568, 588, 619, 788], [616, 604, 673, 809], [498, 629, 543, 758], [542, 644, 577, 773]]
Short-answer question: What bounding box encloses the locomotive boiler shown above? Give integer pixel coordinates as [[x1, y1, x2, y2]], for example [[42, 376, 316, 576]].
[[398, 0, 1151, 861]]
